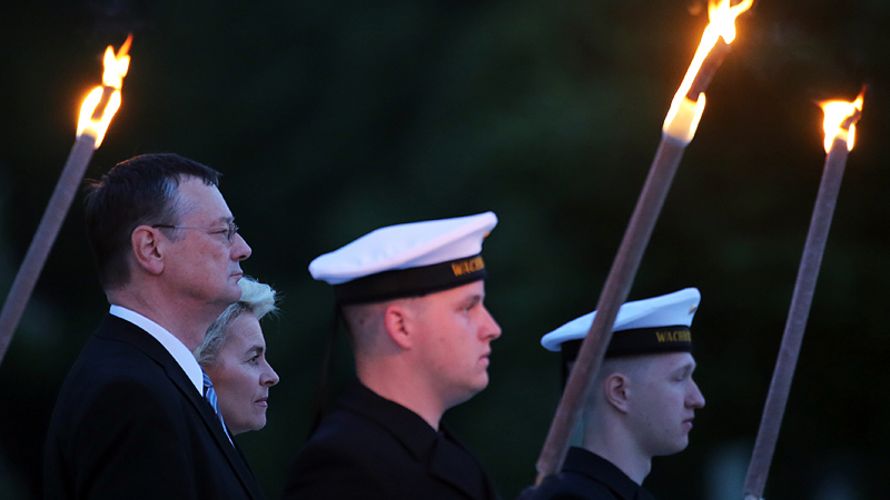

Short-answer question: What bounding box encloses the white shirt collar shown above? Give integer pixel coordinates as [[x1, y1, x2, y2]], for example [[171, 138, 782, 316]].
[[109, 304, 204, 396]]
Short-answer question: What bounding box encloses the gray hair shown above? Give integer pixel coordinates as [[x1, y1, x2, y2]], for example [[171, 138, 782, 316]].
[[195, 276, 279, 365]]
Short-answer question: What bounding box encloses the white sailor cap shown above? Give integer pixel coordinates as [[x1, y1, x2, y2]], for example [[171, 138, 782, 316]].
[[309, 211, 497, 304], [541, 288, 701, 360]]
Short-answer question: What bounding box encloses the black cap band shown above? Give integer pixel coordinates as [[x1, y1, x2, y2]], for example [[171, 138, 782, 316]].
[[560, 325, 693, 364], [333, 255, 486, 305]]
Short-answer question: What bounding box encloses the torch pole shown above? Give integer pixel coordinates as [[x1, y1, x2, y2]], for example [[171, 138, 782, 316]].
[[535, 135, 688, 483], [531, 0, 757, 477], [742, 136, 851, 499], [0, 134, 97, 365], [534, 36, 739, 486]]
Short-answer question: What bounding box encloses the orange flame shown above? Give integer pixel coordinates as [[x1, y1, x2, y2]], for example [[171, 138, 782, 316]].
[[819, 91, 864, 153], [76, 35, 132, 148], [663, 0, 753, 143]]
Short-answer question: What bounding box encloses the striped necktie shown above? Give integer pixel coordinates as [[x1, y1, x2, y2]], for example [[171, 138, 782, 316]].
[[202, 370, 233, 443]]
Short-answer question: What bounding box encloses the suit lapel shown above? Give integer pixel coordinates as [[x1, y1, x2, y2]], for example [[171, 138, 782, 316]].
[[97, 315, 264, 500]]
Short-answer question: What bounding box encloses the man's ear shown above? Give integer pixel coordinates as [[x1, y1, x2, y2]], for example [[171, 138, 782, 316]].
[[603, 373, 632, 414], [382, 302, 414, 350], [130, 225, 165, 276]]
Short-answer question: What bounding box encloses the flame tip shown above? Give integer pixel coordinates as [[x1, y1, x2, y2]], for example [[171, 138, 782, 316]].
[[117, 34, 133, 58], [662, 0, 752, 140], [818, 88, 866, 153], [77, 35, 133, 147], [705, 0, 754, 44]]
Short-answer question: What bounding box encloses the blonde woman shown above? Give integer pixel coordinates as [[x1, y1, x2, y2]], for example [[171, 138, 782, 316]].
[[196, 277, 280, 435]]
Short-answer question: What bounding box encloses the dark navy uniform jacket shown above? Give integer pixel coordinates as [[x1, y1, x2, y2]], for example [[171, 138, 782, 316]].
[[530, 447, 655, 500], [283, 382, 498, 500]]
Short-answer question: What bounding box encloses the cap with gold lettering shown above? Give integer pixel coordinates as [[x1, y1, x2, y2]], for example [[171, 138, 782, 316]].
[[541, 288, 700, 361], [309, 212, 497, 304]]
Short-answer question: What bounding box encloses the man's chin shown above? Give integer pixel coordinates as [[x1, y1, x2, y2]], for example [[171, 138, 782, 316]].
[[469, 376, 490, 396], [653, 438, 690, 457], [671, 438, 690, 454], [447, 381, 488, 409]]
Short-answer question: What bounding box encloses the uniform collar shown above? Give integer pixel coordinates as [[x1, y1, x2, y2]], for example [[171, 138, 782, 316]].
[[563, 447, 651, 500], [338, 382, 440, 459], [337, 382, 493, 499]]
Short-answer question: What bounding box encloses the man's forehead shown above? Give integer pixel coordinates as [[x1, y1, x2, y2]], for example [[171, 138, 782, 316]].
[[176, 178, 233, 220], [429, 280, 486, 302], [398, 281, 485, 315], [594, 351, 695, 375], [651, 351, 696, 371]]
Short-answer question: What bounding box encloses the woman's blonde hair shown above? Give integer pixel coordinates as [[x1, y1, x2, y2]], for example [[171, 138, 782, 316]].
[[195, 276, 278, 365]]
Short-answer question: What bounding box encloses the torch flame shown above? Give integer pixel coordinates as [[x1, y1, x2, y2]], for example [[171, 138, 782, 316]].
[[76, 34, 132, 148], [663, 0, 754, 143], [819, 91, 864, 153], [708, 0, 754, 44]]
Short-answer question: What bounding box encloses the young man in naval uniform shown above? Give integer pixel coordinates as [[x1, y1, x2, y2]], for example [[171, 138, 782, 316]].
[[283, 212, 502, 500], [532, 288, 706, 500]]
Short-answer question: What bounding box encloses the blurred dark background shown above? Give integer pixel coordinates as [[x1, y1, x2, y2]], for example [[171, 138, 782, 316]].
[[1, 1, 888, 498]]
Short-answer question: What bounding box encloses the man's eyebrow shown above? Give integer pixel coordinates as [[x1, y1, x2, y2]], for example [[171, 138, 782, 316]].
[[673, 362, 695, 376], [465, 294, 483, 307]]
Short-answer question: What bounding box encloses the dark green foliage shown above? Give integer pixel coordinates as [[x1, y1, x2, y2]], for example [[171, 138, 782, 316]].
[[2, 1, 890, 498]]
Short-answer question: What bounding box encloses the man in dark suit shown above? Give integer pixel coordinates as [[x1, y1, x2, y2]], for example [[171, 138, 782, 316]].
[[43, 153, 264, 500], [283, 212, 502, 500], [531, 288, 707, 499]]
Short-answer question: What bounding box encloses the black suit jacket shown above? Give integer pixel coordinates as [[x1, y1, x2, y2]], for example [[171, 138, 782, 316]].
[[43, 314, 265, 500], [283, 382, 498, 500], [529, 447, 655, 500]]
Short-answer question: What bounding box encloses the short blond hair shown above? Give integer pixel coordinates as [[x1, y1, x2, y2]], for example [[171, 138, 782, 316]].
[[195, 276, 278, 365]]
